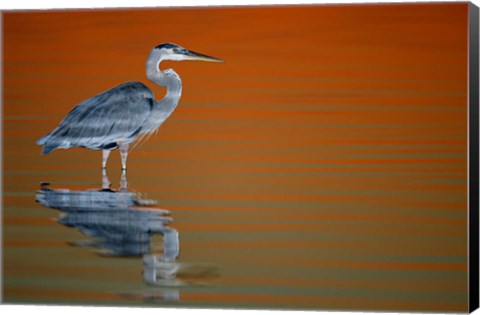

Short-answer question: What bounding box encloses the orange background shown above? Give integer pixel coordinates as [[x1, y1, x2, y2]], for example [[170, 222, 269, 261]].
[[3, 3, 471, 312]]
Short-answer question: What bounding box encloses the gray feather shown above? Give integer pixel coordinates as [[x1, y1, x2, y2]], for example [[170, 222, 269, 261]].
[[35, 43, 219, 163], [38, 82, 155, 154]]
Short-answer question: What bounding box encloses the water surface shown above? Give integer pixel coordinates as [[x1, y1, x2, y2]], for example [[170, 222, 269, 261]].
[[3, 3, 469, 312]]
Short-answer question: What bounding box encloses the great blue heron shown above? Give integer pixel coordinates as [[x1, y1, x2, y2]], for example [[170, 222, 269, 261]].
[[36, 43, 222, 170]]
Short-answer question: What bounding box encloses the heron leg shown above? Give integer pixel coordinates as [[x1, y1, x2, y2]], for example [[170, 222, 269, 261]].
[[102, 168, 111, 190], [119, 144, 129, 170], [102, 150, 111, 169], [120, 169, 128, 191]]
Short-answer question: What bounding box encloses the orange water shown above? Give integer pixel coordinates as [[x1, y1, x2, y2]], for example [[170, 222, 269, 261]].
[[3, 3, 470, 311]]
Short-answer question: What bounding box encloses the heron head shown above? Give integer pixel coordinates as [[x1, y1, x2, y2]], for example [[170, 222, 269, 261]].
[[154, 43, 223, 63]]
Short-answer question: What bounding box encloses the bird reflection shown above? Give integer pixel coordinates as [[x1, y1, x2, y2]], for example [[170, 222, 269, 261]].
[[36, 171, 173, 257], [35, 171, 219, 301]]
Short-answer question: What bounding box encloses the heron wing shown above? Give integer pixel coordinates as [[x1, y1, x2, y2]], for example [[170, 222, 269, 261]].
[[38, 82, 155, 154]]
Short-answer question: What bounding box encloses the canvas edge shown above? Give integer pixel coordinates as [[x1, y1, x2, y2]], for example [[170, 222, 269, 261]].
[[0, 10, 4, 306], [469, 1, 480, 313]]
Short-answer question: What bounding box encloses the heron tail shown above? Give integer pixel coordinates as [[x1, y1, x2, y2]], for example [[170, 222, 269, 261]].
[[40, 143, 57, 155], [36, 133, 50, 146], [37, 132, 58, 154]]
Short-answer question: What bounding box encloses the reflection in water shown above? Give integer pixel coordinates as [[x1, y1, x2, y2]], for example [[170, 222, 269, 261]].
[[35, 171, 173, 257], [35, 171, 219, 301], [143, 255, 220, 286]]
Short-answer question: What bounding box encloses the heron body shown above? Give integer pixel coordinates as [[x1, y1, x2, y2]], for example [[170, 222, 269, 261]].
[[37, 43, 222, 170]]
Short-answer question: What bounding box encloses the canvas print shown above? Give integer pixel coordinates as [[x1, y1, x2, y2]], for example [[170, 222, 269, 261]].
[[2, 2, 479, 313]]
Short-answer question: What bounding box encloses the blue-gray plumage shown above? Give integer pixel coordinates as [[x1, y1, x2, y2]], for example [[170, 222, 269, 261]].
[[37, 43, 222, 170]]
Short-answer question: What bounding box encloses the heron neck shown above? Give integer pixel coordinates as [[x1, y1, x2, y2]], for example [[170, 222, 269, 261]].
[[142, 53, 183, 133], [146, 56, 182, 100]]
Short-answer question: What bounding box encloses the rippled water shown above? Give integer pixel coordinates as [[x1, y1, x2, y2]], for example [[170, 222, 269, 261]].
[[2, 3, 471, 312]]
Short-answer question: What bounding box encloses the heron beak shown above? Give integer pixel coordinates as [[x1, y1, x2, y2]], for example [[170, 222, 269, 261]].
[[185, 50, 223, 62]]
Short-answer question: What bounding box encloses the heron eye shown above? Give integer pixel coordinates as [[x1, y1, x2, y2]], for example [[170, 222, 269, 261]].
[[173, 48, 179, 53]]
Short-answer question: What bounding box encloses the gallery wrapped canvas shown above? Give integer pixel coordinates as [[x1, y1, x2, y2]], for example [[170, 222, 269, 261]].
[[1, 1, 479, 313]]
